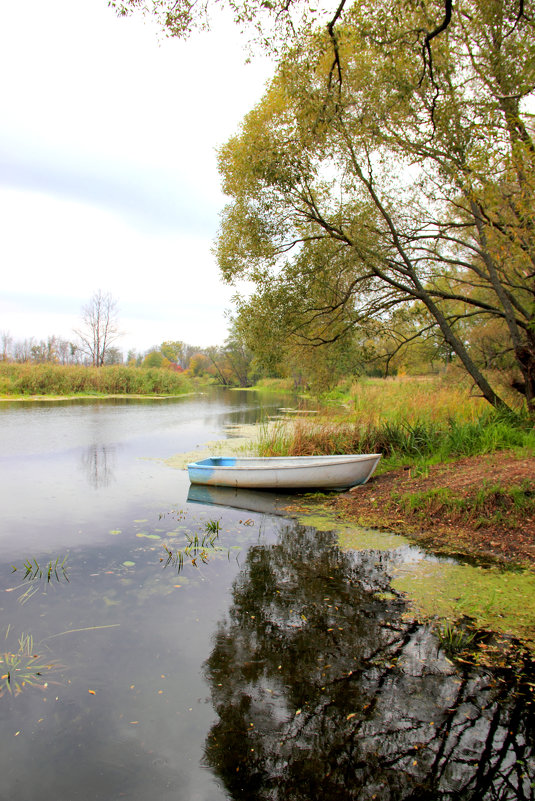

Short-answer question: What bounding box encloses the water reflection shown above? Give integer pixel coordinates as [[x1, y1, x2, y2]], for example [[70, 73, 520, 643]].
[[204, 523, 535, 800], [187, 484, 291, 516], [80, 443, 117, 488]]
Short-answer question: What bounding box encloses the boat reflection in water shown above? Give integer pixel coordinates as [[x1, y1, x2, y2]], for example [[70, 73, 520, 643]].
[[187, 483, 296, 516]]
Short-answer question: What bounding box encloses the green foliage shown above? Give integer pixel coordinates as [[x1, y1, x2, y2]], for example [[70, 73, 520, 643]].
[[257, 407, 535, 465], [142, 350, 168, 369], [436, 622, 477, 658], [253, 377, 296, 393], [160, 340, 184, 363]]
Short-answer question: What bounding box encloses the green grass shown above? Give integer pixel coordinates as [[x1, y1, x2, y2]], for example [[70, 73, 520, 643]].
[[252, 377, 297, 393], [436, 621, 477, 658], [255, 374, 535, 466]]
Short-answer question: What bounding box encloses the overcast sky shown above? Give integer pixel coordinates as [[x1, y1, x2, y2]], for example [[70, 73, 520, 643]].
[[0, 0, 272, 354]]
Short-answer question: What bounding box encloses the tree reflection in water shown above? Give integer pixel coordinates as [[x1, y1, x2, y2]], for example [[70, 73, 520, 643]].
[[203, 524, 534, 800], [80, 443, 116, 489]]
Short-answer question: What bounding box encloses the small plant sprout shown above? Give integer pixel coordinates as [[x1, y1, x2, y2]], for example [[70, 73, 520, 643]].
[[205, 519, 221, 536], [436, 621, 477, 658], [12, 555, 69, 584]]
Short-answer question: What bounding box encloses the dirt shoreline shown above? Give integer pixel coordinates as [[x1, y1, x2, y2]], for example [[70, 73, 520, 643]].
[[328, 452, 535, 569]]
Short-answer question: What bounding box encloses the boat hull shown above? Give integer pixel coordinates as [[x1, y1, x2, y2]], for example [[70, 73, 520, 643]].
[[187, 454, 381, 490]]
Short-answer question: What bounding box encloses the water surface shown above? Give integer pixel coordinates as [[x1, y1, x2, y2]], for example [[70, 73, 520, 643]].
[[0, 391, 533, 800]]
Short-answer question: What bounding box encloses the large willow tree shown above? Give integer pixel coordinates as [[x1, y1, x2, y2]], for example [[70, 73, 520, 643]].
[[114, 0, 535, 411]]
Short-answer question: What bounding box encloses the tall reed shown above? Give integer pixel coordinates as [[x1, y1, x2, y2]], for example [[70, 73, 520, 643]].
[[0, 363, 195, 397]]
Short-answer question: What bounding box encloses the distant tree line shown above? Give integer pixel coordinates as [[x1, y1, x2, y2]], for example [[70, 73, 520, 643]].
[[0, 332, 124, 367], [4, 287, 494, 395], [0, 309, 261, 388]]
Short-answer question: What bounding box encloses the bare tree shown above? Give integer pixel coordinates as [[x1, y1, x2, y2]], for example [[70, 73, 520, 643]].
[[74, 290, 121, 367], [1, 331, 13, 361], [13, 338, 35, 363]]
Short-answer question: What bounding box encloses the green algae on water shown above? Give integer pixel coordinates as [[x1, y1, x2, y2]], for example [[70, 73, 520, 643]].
[[297, 508, 535, 651], [298, 511, 412, 552], [392, 561, 535, 649]]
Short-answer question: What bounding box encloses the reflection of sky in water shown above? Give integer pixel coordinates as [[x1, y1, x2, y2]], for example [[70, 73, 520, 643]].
[[0, 519, 282, 801], [0, 392, 292, 800], [0, 393, 533, 800], [0, 392, 284, 558]]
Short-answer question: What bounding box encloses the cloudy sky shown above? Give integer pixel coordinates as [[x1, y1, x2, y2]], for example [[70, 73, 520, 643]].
[[0, 0, 272, 354]]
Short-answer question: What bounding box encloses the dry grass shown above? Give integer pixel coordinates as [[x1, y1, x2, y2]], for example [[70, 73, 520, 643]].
[[348, 374, 487, 424], [257, 375, 534, 463]]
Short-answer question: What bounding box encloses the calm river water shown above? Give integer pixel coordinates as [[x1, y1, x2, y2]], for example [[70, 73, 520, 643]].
[[0, 390, 533, 800]]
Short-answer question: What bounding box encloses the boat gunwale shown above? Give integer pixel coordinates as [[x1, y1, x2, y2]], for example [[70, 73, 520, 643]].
[[188, 454, 381, 472]]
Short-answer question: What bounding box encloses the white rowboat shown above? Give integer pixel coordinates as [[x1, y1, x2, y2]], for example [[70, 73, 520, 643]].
[[187, 454, 381, 490]]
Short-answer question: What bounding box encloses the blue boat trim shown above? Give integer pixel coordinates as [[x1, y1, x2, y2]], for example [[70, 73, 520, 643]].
[[192, 458, 238, 467]]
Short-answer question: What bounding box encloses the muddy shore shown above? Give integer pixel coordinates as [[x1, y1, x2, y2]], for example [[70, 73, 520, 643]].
[[327, 451, 535, 568]]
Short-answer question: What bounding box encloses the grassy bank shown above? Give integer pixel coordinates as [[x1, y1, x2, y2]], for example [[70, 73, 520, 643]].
[[257, 375, 535, 469], [258, 375, 535, 569], [395, 479, 534, 519], [0, 362, 195, 397]]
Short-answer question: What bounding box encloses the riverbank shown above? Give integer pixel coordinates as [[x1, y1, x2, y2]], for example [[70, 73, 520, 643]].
[[0, 362, 197, 396], [327, 451, 535, 568], [0, 392, 196, 402]]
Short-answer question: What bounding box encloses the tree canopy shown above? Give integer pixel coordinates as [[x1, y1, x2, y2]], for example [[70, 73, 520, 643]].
[[214, 0, 535, 410], [113, 0, 535, 409]]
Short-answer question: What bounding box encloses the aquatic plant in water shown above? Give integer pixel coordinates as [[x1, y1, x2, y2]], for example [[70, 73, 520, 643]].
[[162, 520, 225, 573], [12, 555, 69, 583], [0, 631, 57, 697], [436, 621, 477, 658], [205, 519, 221, 535], [11, 555, 69, 604]]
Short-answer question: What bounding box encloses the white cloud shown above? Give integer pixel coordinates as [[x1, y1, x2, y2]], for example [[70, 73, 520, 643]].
[[0, 0, 272, 352], [0, 188, 236, 349]]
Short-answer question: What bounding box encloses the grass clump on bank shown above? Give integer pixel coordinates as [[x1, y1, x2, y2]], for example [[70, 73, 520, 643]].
[[394, 480, 535, 529], [0, 363, 195, 397], [257, 411, 535, 466]]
